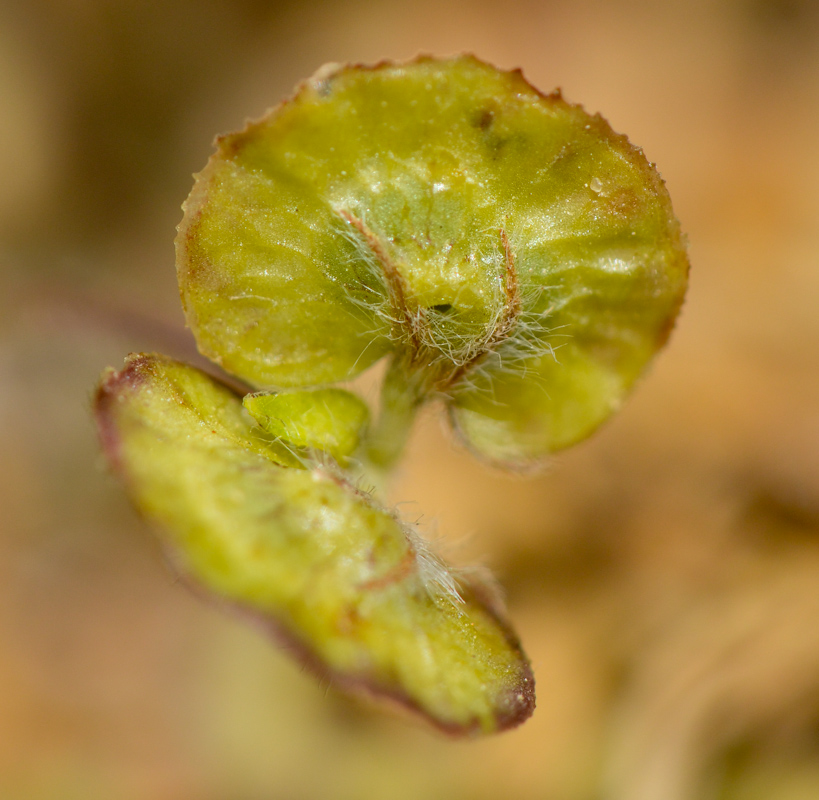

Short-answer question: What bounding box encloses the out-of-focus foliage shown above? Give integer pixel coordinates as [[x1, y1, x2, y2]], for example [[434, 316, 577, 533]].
[[2, 0, 819, 798]]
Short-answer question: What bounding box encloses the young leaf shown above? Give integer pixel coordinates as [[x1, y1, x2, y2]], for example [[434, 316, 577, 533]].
[[177, 55, 688, 467], [243, 388, 369, 463], [94, 354, 535, 735]]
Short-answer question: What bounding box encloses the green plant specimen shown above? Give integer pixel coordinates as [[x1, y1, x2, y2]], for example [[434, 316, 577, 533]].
[[94, 56, 688, 735]]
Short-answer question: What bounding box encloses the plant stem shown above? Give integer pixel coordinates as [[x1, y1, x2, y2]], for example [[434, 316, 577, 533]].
[[365, 354, 427, 472]]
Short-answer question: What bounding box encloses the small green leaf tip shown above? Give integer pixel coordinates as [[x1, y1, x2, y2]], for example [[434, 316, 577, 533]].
[[177, 55, 688, 467], [94, 354, 535, 735], [243, 388, 369, 463]]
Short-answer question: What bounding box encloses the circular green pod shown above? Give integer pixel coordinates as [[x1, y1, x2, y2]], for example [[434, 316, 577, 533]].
[[177, 56, 688, 465]]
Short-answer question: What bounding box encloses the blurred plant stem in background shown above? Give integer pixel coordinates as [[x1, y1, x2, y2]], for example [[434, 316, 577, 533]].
[[1, 0, 819, 798]]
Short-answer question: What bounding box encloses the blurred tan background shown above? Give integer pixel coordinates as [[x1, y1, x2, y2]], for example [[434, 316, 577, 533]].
[[2, 0, 819, 798]]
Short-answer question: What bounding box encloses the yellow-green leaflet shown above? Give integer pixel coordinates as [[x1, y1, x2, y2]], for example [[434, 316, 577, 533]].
[[94, 354, 535, 735], [243, 388, 369, 463], [177, 55, 688, 466]]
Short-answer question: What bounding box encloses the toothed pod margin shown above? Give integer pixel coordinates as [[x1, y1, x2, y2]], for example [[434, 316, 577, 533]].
[[177, 55, 688, 467]]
